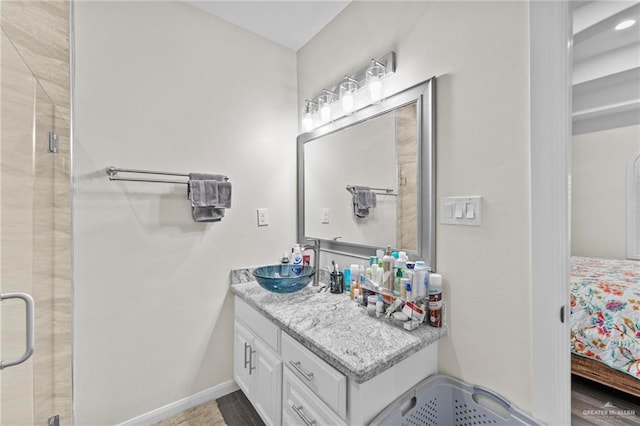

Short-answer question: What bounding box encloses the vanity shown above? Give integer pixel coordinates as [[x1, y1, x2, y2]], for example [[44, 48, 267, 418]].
[[230, 279, 446, 426], [232, 76, 441, 425]]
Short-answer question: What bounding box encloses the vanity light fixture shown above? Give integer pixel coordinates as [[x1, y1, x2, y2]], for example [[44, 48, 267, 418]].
[[318, 89, 337, 123], [339, 77, 358, 114], [300, 51, 396, 133], [366, 59, 386, 103], [615, 19, 636, 30], [302, 100, 317, 132]]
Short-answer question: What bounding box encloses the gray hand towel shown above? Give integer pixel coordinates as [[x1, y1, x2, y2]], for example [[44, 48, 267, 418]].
[[352, 186, 377, 218], [192, 206, 225, 222], [187, 173, 232, 222]]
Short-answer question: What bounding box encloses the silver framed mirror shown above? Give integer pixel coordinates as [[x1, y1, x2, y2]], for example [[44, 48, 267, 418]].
[[297, 77, 436, 269]]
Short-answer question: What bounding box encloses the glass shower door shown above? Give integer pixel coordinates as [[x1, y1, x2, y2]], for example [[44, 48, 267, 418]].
[[1, 29, 58, 425]]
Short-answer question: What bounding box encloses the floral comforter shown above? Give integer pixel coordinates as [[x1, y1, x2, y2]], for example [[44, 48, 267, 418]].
[[571, 256, 640, 378]]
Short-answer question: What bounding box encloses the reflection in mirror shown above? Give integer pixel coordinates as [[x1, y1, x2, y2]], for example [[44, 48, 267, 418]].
[[304, 103, 417, 251], [297, 78, 435, 266]]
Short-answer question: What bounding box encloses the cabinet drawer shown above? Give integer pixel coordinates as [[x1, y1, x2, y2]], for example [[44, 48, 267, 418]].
[[282, 332, 347, 419], [283, 368, 346, 426], [235, 296, 280, 354]]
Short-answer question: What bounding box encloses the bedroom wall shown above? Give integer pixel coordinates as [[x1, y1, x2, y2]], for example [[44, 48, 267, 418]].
[[74, 2, 297, 424], [572, 124, 640, 259], [298, 1, 533, 412]]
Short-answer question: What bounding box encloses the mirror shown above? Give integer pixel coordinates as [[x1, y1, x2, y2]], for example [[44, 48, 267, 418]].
[[297, 77, 436, 267]]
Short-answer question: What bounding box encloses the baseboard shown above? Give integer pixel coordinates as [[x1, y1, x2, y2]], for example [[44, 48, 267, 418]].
[[116, 380, 239, 426]]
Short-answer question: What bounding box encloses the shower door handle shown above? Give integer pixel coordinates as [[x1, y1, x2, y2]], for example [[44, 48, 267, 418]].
[[0, 292, 35, 370]]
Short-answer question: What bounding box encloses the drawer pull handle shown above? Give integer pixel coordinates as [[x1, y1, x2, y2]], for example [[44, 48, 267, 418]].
[[292, 404, 316, 426], [244, 342, 251, 369], [249, 347, 256, 375], [289, 360, 314, 381]]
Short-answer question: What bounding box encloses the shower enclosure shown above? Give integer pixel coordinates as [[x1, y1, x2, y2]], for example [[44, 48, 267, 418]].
[[1, 1, 72, 424]]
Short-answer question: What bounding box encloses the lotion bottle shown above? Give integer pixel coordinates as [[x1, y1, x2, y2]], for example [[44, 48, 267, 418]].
[[291, 244, 303, 276], [382, 246, 394, 291]]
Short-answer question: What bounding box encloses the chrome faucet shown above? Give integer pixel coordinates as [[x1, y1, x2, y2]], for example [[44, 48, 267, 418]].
[[301, 238, 321, 287]]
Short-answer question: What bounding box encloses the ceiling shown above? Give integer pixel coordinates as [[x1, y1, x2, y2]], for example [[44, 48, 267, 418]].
[[187, 1, 351, 51], [186, 0, 638, 133], [572, 1, 640, 134]]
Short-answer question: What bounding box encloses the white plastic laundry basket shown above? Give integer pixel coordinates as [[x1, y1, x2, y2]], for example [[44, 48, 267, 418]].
[[369, 375, 541, 426]]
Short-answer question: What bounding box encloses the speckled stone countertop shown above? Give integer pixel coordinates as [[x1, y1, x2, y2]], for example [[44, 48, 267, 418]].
[[229, 268, 447, 384]]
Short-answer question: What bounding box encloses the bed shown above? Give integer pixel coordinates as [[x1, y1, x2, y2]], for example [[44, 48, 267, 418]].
[[570, 256, 640, 396]]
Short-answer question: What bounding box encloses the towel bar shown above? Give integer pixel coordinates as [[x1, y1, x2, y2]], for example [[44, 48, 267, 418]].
[[106, 166, 228, 184], [346, 185, 397, 196]]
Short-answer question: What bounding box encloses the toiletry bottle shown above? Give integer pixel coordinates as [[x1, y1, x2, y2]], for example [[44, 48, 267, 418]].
[[371, 264, 379, 287], [280, 251, 290, 277], [369, 256, 378, 266], [376, 295, 384, 317], [393, 261, 403, 297], [413, 261, 429, 300], [382, 246, 394, 291], [344, 269, 351, 293], [291, 244, 303, 276], [405, 281, 413, 301], [428, 273, 443, 327], [350, 264, 360, 289], [400, 278, 410, 300]]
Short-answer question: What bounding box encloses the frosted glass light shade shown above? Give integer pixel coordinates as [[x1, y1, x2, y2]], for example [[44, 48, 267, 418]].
[[366, 59, 386, 103], [339, 79, 358, 114]]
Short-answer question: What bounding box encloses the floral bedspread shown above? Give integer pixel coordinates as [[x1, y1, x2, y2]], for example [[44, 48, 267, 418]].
[[571, 256, 640, 378]]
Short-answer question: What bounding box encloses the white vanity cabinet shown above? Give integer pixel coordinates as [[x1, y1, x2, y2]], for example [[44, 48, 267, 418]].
[[234, 299, 282, 426], [233, 294, 439, 426]]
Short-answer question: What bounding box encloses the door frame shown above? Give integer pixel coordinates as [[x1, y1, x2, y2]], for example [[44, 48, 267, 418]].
[[530, 1, 572, 424]]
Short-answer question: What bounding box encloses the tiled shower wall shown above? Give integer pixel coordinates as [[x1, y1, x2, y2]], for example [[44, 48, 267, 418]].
[[1, 0, 71, 423]]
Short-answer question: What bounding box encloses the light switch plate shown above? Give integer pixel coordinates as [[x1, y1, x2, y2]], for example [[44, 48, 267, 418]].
[[257, 208, 269, 226], [440, 196, 482, 226], [321, 208, 330, 224]]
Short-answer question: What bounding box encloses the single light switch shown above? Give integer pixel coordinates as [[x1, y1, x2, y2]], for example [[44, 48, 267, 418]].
[[444, 202, 453, 218], [454, 203, 464, 219], [465, 203, 475, 219], [321, 208, 330, 224], [257, 208, 269, 226]]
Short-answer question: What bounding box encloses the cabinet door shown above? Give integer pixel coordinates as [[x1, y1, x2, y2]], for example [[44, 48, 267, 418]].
[[234, 321, 253, 397], [252, 338, 282, 426]]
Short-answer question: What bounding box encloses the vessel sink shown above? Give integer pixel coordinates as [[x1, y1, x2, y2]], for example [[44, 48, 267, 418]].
[[252, 265, 315, 294]]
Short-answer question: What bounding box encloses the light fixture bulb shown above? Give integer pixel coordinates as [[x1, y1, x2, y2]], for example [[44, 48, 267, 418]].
[[366, 59, 386, 104], [301, 100, 317, 132], [615, 19, 636, 30], [302, 113, 314, 132], [318, 90, 336, 123], [339, 77, 358, 114]]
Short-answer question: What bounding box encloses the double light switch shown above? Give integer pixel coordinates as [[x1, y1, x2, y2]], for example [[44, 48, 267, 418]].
[[440, 196, 482, 226]]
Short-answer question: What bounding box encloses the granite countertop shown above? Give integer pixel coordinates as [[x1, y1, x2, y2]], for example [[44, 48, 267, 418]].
[[229, 268, 447, 384]]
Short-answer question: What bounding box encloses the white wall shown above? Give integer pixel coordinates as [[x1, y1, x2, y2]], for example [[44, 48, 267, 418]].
[[298, 1, 533, 411], [572, 125, 640, 259], [74, 2, 297, 424]]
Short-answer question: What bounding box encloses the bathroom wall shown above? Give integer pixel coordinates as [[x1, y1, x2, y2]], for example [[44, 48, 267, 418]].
[[74, 2, 297, 424], [572, 125, 640, 259], [298, 1, 532, 411]]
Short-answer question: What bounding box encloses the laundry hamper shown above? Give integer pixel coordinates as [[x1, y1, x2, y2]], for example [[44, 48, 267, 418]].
[[369, 374, 541, 426]]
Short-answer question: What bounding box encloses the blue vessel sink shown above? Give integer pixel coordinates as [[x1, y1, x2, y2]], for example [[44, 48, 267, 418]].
[[252, 265, 315, 294]]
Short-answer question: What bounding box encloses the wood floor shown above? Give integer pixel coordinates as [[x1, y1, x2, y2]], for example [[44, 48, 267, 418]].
[[153, 378, 640, 426], [572, 376, 640, 425]]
